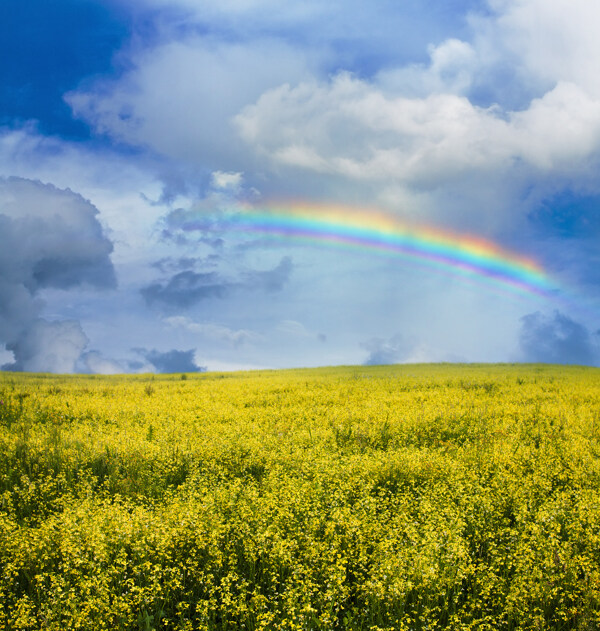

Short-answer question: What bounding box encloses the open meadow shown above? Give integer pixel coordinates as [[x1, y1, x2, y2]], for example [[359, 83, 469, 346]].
[[1, 364, 600, 630]]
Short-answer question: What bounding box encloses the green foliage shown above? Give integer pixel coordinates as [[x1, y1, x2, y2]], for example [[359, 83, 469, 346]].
[[1, 364, 600, 629]]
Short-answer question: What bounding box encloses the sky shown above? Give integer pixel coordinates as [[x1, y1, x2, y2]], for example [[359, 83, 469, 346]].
[[1, 0, 600, 374]]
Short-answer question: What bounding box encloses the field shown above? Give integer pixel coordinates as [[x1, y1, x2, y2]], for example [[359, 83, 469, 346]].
[[1, 364, 600, 630]]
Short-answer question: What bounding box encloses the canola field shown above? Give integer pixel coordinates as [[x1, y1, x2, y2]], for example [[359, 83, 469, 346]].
[[1, 364, 600, 631]]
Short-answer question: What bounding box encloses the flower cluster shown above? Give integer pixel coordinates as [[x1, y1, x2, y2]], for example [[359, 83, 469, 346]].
[[1, 364, 599, 629]]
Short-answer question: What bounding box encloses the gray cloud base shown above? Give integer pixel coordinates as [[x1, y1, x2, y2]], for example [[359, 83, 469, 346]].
[[135, 348, 206, 373], [141, 256, 293, 309]]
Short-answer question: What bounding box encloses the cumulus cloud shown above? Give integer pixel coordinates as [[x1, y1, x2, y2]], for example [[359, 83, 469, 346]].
[[63, 1, 600, 207], [135, 348, 206, 373], [0, 177, 116, 372], [482, 0, 600, 99], [517, 310, 599, 365], [0, 177, 116, 293], [66, 39, 312, 170], [235, 72, 600, 189], [57, 0, 600, 242], [227, 0, 600, 231], [377, 38, 478, 98]]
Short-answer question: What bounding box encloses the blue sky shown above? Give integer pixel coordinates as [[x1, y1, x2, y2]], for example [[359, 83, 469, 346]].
[[1, 0, 600, 373]]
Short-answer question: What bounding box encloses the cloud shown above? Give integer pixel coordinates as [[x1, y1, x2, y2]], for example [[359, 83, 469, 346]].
[[246, 256, 293, 292], [77, 351, 124, 375], [135, 348, 206, 373], [361, 333, 448, 365], [226, 0, 600, 231], [377, 38, 477, 98], [66, 38, 312, 171], [64, 1, 486, 198], [113, 0, 480, 79], [141, 256, 293, 309], [0, 177, 116, 294], [518, 310, 598, 365], [362, 335, 412, 366], [235, 72, 600, 189], [211, 171, 243, 191], [481, 0, 600, 99], [3, 319, 88, 373], [60, 0, 600, 239], [141, 270, 230, 308], [0, 177, 116, 372], [152, 256, 209, 273]]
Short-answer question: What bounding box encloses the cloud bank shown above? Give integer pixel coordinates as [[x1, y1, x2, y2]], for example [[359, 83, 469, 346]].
[[66, 0, 600, 234]]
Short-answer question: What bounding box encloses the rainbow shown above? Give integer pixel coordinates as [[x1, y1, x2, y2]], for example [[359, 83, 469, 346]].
[[174, 202, 558, 299]]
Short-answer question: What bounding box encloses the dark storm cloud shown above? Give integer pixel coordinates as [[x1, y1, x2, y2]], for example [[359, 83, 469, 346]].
[[141, 271, 231, 308], [0, 177, 116, 294], [136, 348, 206, 373], [518, 311, 598, 366], [0, 177, 116, 372], [141, 257, 294, 309]]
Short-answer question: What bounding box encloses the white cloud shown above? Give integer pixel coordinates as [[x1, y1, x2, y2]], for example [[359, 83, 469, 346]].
[[377, 38, 477, 97], [211, 171, 243, 191], [236, 74, 600, 189], [78, 351, 124, 375], [484, 0, 600, 97], [235, 73, 512, 183], [361, 334, 448, 365], [59, 0, 600, 237], [5, 320, 89, 374], [230, 0, 600, 230], [67, 38, 313, 171]]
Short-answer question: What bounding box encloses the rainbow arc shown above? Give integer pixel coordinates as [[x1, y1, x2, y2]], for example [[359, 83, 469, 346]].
[[176, 202, 558, 299]]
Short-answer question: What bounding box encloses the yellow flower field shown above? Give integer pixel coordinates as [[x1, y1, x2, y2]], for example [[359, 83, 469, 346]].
[[1, 364, 600, 630]]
